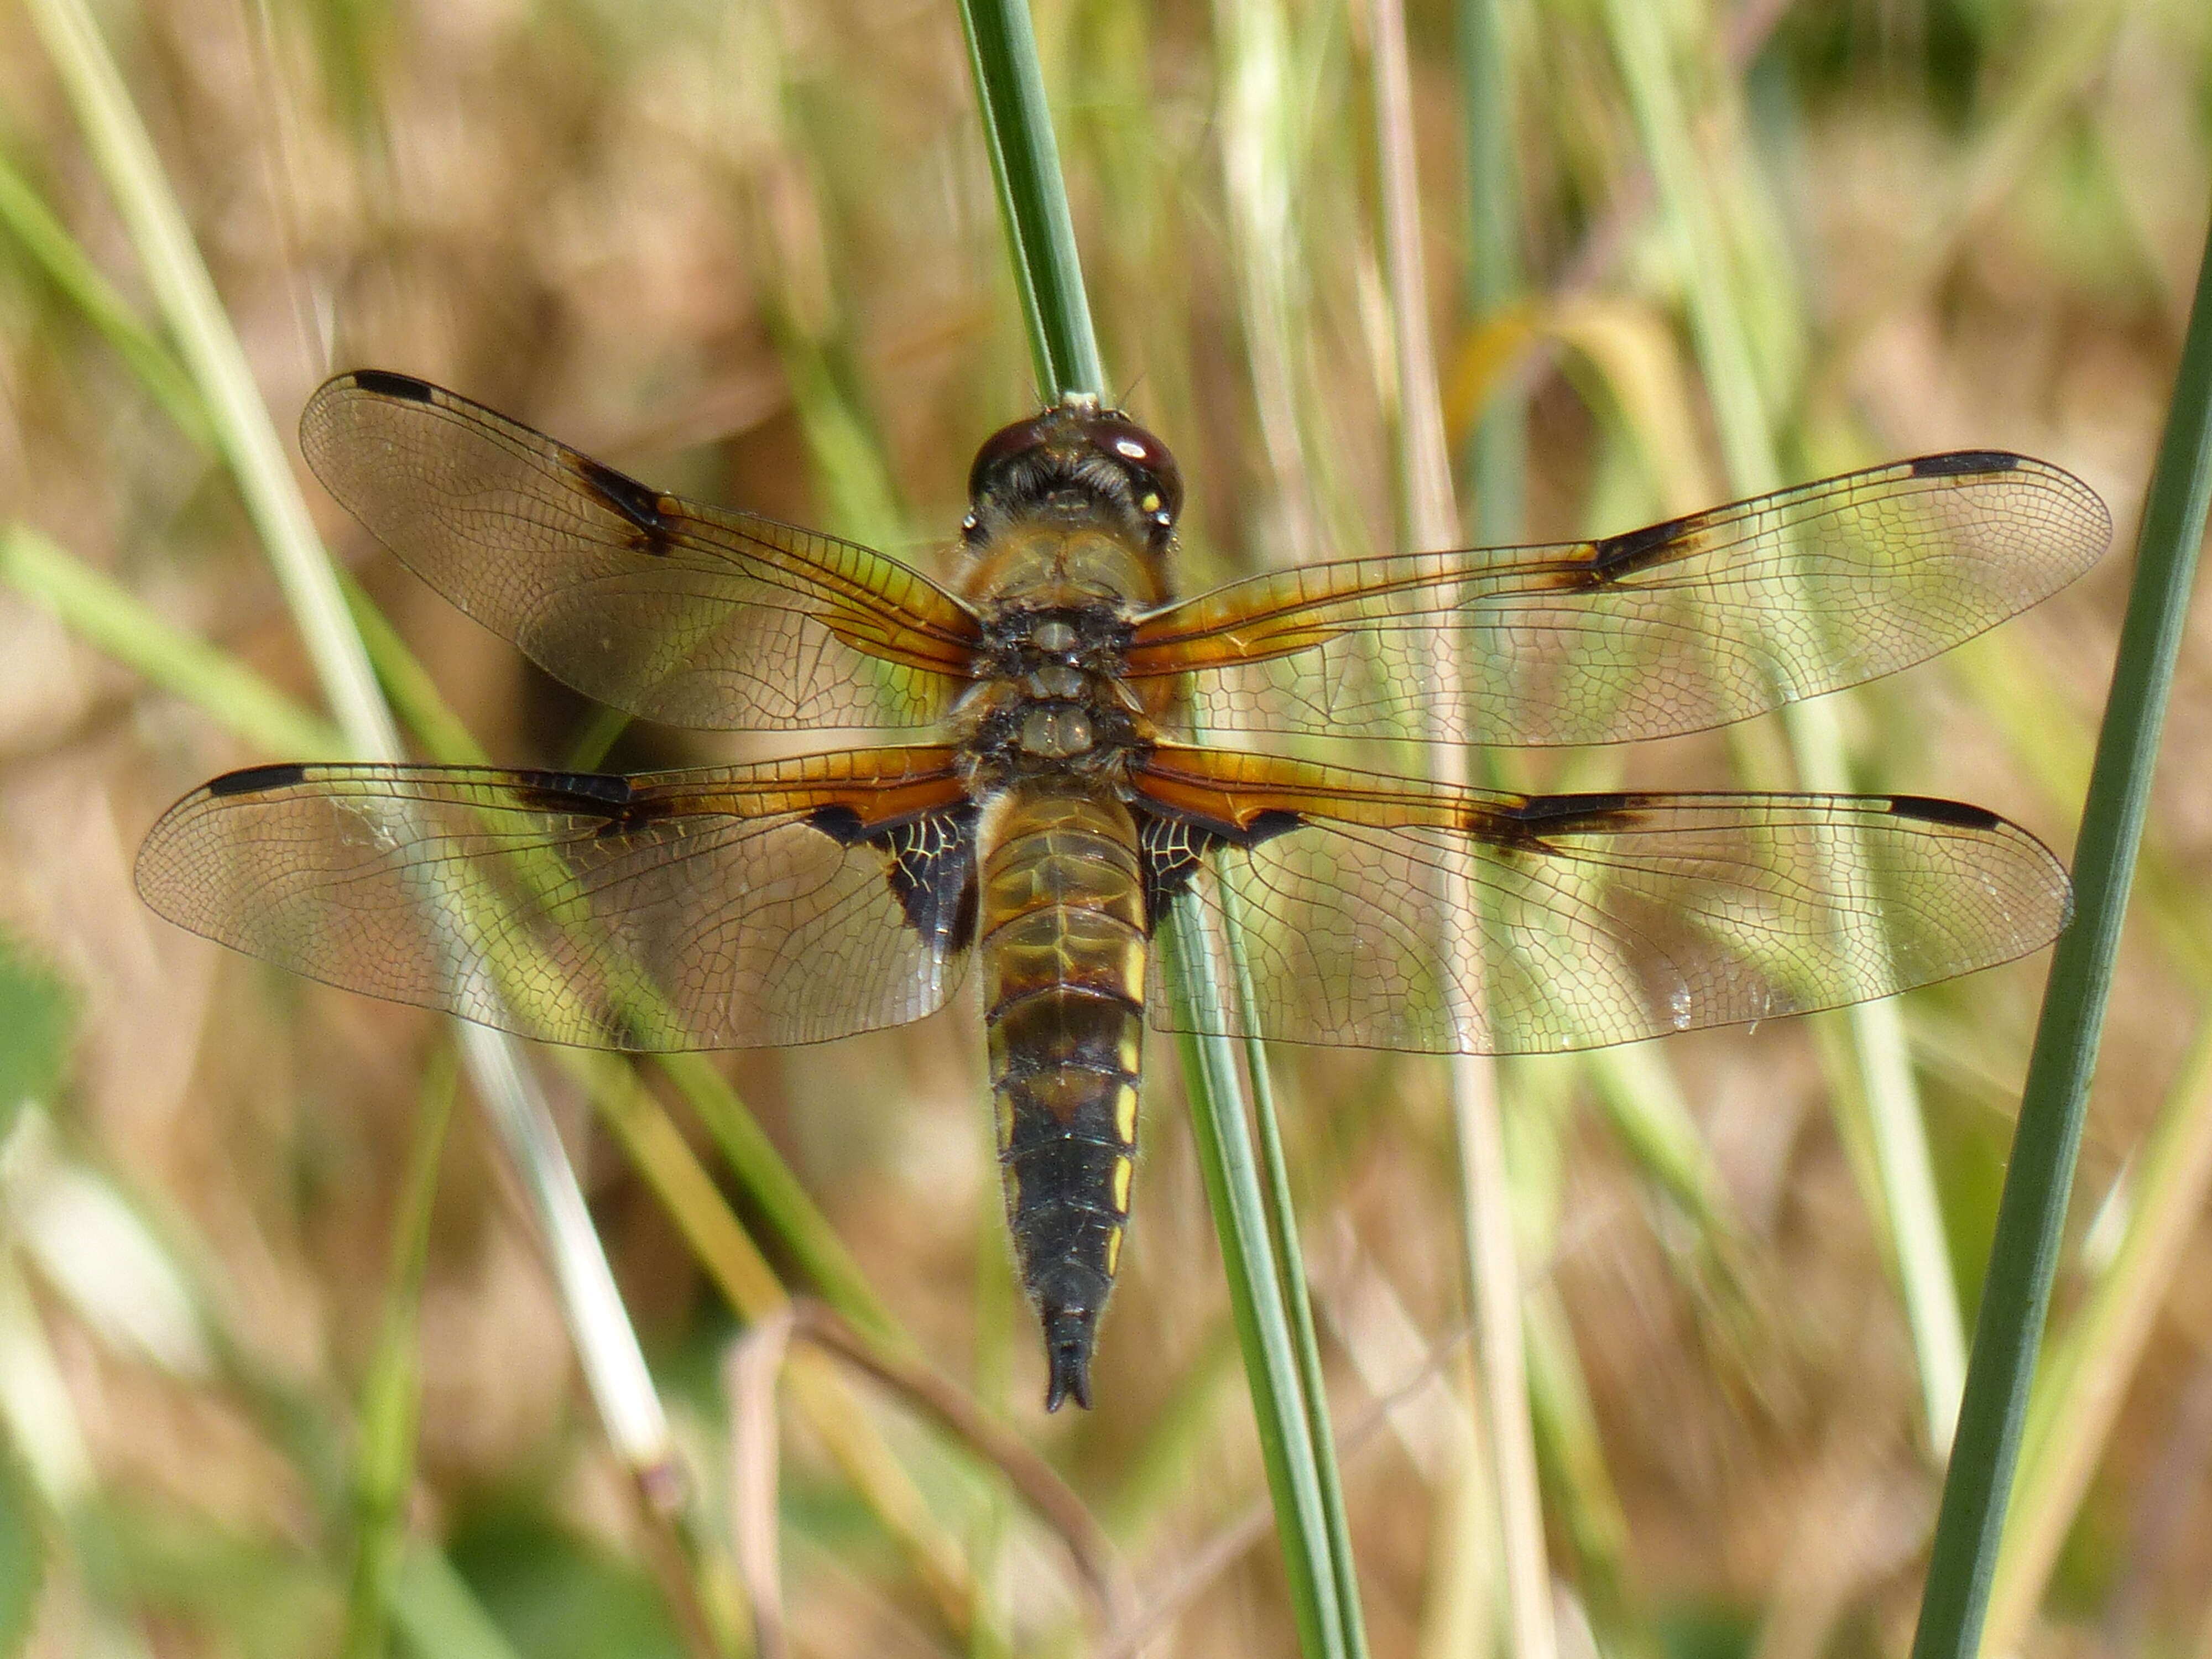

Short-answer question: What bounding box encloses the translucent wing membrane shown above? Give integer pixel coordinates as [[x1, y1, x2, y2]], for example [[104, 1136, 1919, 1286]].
[[136, 749, 975, 1048], [1135, 748, 2069, 1054], [1128, 453, 2109, 747], [300, 373, 984, 731]]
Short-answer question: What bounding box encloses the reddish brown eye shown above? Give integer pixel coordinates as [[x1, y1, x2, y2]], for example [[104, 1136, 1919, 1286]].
[[968, 414, 1053, 504], [1086, 415, 1183, 526]]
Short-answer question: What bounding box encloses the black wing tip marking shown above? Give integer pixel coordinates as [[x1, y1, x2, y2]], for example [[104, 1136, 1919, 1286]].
[[343, 368, 439, 403], [1507, 790, 2009, 836], [204, 762, 312, 798], [1587, 450, 2042, 581], [1886, 794, 2004, 830], [1911, 450, 2021, 478]]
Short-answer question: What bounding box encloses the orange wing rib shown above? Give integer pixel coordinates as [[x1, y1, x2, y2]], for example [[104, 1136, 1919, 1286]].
[[1130, 745, 2069, 1055], [1124, 453, 2107, 748], [138, 747, 976, 1049], [301, 372, 985, 732]]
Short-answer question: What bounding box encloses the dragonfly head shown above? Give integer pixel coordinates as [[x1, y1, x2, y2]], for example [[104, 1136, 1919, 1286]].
[[966, 402, 1184, 559]]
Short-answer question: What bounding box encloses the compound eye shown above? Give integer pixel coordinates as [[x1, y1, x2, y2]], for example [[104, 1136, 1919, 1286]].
[[968, 413, 1055, 504], [1088, 415, 1183, 526]]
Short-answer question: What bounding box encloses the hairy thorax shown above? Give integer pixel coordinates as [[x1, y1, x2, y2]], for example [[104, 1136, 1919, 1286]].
[[950, 515, 1179, 800]]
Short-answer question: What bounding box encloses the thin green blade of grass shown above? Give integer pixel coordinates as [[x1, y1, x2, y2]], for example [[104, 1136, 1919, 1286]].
[[1224, 884, 1368, 1659], [1376, 0, 1552, 1653], [656, 1053, 904, 1347], [0, 1427, 44, 1657], [1457, 0, 1526, 550], [1980, 983, 2212, 1655], [0, 147, 212, 451], [956, 0, 1102, 401], [28, 0, 967, 1625], [389, 1542, 528, 1659], [23, 0, 675, 1486], [338, 575, 905, 1348], [1524, 1288, 1661, 1659], [1598, 0, 1968, 1453], [1909, 209, 2212, 1659], [342, 1046, 455, 1659], [957, 7, 1364, 1653], [1164, 905, 1345, 1659], [8, 495, 975, 1627], [0, 525, 344, 761]]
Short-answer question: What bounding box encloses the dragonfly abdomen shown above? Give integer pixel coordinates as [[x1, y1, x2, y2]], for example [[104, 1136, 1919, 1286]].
[[978, 782, 1146, 1412]]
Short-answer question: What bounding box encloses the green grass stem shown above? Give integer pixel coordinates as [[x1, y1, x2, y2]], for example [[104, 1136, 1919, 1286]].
[[25, 0, 676, 1504], [0, 525, 344, 760], [390, 1542, 527, 1659], [1379, 0, 1551, 1651], [1457, 0, 1527, 549], [1164, 906, 1347, 1659], [1909, 209, 2212, 1659], [0, 147, 211, 450], [956, 7, 1364, 1651], [955, 0, 1102, 402], [1981, 985, 2212, 1655], [342, 1047, 455, 1659], [1600, 0, 1967, 1452], [1229, 893, 1368, 1659], [9, 397, 970, 1630]]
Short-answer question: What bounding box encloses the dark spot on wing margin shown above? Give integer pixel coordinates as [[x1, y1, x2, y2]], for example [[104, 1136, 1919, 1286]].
[[347, 369, 436, 402], [1911, 451, 2020, 478], [1887, 795, 2002, 830], [205, 763, 310, 797]]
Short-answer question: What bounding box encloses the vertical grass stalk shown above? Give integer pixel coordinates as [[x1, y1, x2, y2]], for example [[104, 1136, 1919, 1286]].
[[955, 0, 1102, 401], [27, 0, 671, 1481], [1375, 2, 1553, 1655], [1458, 0, 1526, 549], [957, 7, 1366, 1654], [1909, 210, 2212, 1659], [1980, 985, 2212, 1655], [1165, 906, 1348, 1659], [343, 1048, 455, 1659], [1599, 0, 1967, 1451]]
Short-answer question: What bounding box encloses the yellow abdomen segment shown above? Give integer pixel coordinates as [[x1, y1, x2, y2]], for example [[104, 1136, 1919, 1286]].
[[978, 782, 1147, 1412]]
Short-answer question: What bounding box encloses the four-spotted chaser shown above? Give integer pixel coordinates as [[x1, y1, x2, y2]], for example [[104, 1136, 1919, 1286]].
[[138, 371, 2109, 1408]]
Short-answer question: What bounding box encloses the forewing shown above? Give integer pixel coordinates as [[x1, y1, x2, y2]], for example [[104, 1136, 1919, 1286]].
[[137, 748, 976, 1049], [1135, 748, 2068, 1054], [300, 372, 983, 731], [1127, 454, 2109, 747]]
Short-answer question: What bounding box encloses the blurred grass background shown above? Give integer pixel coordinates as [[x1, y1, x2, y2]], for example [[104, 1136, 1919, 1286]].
[[2, 0, 2211, 1655]]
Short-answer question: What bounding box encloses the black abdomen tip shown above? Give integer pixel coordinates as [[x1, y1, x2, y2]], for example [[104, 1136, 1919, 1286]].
[[1042, 1305, 1099, 1412]]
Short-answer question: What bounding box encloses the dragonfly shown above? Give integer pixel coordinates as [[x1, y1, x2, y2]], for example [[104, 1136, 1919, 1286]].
[[138, 370, 2109, 1410]]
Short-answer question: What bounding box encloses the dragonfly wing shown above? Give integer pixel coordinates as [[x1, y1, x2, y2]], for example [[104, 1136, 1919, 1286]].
[[137, 749, 976, 1049], [300, 372, 983, 732], [1133, 747, 2068, 1054], [1127, 453, 2109, 747]]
